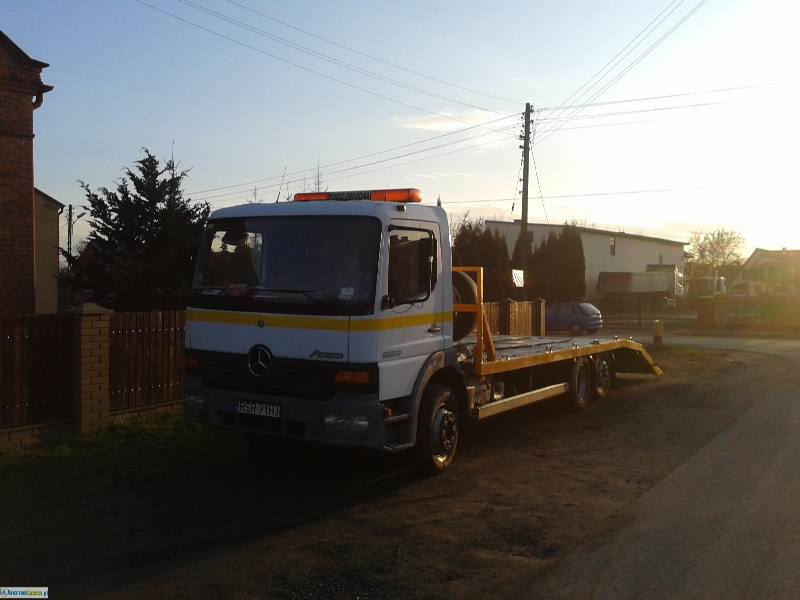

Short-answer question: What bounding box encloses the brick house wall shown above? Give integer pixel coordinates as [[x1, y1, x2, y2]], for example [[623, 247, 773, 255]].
[[0, 31, 52, 317]]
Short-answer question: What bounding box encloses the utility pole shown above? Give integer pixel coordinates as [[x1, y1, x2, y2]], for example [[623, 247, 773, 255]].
[[66, 204, 86, 258], [520, 102, 532, 263], [67, 204, 74, 257]]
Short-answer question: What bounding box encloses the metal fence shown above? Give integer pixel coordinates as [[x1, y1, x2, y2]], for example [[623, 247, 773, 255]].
[[0, 314, 75, 428], [724, 298, 800, 327], [109, 311, 185, 412]]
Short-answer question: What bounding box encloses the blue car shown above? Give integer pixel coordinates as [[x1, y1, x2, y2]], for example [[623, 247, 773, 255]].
[[545, 302, 603, 335]]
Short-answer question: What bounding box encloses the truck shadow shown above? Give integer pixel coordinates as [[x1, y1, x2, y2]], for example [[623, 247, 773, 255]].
[[2, 431, 419, 599]]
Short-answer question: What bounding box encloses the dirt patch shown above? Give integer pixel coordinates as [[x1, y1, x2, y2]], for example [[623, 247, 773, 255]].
[[0, 346, 786, 599]]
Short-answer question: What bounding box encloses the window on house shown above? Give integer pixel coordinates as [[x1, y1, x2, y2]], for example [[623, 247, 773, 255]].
[[659, 254, 664, 265], [609, 236, 616, 256]]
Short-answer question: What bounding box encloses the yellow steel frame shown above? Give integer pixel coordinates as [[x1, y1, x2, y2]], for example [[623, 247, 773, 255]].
[[452, 266, 662, 377]]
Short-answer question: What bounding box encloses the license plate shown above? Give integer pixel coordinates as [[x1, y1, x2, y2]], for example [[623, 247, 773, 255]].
[[236, 400, 281, 418]]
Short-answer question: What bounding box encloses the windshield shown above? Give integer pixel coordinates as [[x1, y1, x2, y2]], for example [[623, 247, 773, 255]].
[[191, 216, 381, 315]]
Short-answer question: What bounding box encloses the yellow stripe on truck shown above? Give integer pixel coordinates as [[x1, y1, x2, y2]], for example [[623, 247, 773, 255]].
[[188, 310, 349, 331], [187, 309, 452, 331], [350, 311, 452, 331]]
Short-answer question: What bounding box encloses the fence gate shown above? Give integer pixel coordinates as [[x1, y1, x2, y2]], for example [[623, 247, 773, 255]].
[[0, 315, 75, 429], [109, 311, 185, 411]]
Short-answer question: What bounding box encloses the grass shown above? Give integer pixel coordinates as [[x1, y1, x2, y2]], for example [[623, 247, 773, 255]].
[[1, 414, 244, 488]]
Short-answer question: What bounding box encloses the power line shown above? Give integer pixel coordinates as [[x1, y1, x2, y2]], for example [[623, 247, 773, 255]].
[[537, 106, 753, 134], [200, 127, 517, 204], [195, 93, 761, 202], [210, 134, 514, 207], [134, 0, 516, 134], [536, 98, 758, 123], [194, 125, 516, 202], [537, 0, 711, 144], [535, 80, 798, 113], [189, 80, 783, 198], [432, 185, 722, 205], [543, 0, 685, 127], [177, 0, 507, 114], [188, 113, 519, 195], [224, 0, 522, 106], [530, 119, 548, 223]]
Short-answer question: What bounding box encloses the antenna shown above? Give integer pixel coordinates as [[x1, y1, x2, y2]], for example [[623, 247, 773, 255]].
[[274, 166, 287, 202]]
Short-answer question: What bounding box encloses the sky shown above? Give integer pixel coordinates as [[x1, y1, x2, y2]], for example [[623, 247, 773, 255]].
[[4, 0, 799, 255]]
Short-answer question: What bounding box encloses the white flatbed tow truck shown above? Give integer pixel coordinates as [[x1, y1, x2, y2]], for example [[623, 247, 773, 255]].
[[184, 188, 660, 474]]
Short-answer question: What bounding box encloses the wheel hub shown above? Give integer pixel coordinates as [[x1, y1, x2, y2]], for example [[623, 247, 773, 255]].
[[432, 407, 457, 456], [598, 360, 610, 386]]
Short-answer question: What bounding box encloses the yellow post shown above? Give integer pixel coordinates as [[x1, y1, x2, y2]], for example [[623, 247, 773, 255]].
[[653, 319, 664, 345]]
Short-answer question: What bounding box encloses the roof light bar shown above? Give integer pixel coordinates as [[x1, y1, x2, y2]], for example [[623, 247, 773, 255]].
[[293, 188, 423, 203]]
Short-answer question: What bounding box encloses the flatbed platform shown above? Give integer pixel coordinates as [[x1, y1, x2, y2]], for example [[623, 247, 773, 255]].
[[458, 333, 662, 377]]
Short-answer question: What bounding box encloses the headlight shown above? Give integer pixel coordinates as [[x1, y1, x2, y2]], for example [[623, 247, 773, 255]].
[[185, 394, 205, 409], [322, 414, 370, 430]]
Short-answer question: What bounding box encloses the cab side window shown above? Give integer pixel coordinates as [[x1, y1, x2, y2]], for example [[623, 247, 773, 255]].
[[388, 228, 437, 303]]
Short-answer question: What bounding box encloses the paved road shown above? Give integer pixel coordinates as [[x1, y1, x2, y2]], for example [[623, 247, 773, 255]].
[[534, 333, 800, 599], [576, 328, 800, 360]]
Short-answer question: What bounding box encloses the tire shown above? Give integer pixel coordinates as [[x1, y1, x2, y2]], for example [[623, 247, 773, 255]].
[[414, 383, 460, 475], [570, 322, 583, 335], [567, 358, 592, 410], [591, 353, 615, 400], [452, 271, 478, 341]]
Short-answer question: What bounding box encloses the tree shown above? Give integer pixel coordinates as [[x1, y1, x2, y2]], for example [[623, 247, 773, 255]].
[[451, 216, 513, 301], [688, 228, 745, 276], [557, 224, 586, 300], [62, 149, 209, 310], [312, 160, 326, 193], [519, 224, 586, 302]]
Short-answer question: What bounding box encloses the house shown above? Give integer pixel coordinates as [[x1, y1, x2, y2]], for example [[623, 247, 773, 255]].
[[485, 220, 686, 300], [34, 188, 64, 313], [0, 31, 52, 316], [736, 248, 800, 297]]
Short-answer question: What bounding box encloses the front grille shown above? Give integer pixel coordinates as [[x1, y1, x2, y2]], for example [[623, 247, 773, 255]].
[[186, 350, 376, 400]]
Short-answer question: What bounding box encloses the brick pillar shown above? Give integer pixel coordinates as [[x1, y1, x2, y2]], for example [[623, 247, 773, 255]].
[[0, 32, 52, 317], [75, 312, 111, 435]]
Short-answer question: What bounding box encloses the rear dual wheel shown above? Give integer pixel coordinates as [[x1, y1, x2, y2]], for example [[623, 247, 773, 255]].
[[568, 353, 615, 409], [568, 358, 593, 409], [592, 353, 615, 399]]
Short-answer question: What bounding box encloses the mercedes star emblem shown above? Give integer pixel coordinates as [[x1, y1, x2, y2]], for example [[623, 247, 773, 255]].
[[247, 344, 273, 377]]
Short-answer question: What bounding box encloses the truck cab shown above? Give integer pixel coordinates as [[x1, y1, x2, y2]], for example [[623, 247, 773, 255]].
[[184, 189, 461, 471]]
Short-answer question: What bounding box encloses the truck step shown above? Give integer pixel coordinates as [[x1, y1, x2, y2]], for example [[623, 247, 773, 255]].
[[473, 382, 569, 420]]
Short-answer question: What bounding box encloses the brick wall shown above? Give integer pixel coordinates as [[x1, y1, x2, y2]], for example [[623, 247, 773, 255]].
[[0, 34, 51, 317], [0, 419, 73, 453]]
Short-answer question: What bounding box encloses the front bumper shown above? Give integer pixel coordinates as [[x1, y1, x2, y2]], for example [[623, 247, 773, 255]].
[[184, 374, 400, 450]]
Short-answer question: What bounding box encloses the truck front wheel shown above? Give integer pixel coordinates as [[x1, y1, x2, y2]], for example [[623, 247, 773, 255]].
[[414, 383, 460, 475]]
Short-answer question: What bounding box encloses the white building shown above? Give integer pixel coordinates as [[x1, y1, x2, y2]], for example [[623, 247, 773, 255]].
[[485, 220, 686, 300]]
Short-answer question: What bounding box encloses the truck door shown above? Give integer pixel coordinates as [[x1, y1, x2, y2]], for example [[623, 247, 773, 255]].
[[375, 220, 444, 400]]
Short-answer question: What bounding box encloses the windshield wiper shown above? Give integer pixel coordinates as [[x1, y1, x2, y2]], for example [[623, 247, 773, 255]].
[[256, 288, 324, 303]]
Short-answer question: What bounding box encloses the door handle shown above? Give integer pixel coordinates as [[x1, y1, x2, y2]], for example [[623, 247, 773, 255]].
[[428, 324, 442, 334]]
